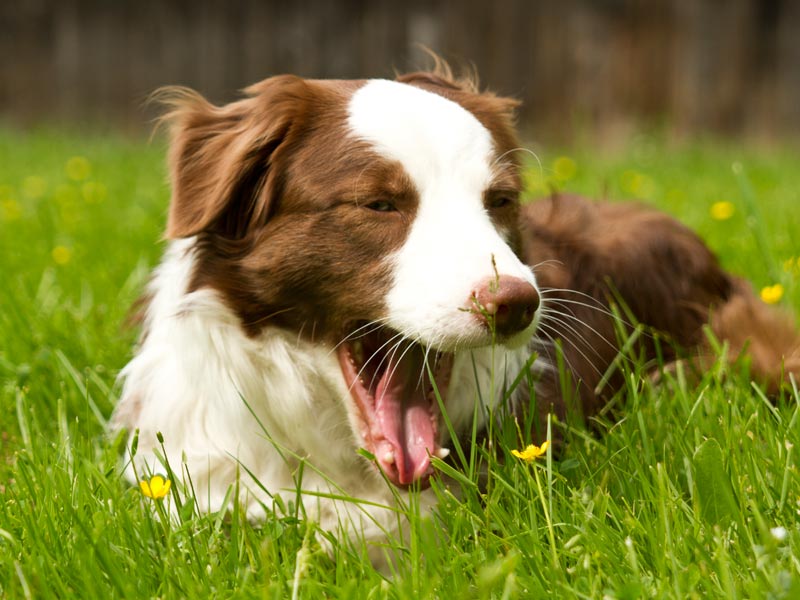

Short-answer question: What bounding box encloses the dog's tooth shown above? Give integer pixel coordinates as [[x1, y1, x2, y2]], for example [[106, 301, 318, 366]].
[[436, 447, 451, 459], [383, 451, 395, 464]]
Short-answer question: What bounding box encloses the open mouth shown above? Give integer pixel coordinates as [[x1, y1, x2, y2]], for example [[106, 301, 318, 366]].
[[337, 323, 453, 488]]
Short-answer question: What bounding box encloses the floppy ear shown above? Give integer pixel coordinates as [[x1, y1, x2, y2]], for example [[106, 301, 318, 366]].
[[158, 75, 308, 239]]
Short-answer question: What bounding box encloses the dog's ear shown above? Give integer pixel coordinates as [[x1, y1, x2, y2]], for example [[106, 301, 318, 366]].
[[157, 75, 307, 239]]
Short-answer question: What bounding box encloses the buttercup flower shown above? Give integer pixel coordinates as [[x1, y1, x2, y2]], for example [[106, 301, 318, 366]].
[[552, 156, 577, 182], [65, 156, 91, 181], [710, 201, 735, 220], [512, 441, 550, 463], [2, 199, 21, 221], [140, 475, 171, 499], [760, 284, 784, 304], [52, 245, 72, 265]]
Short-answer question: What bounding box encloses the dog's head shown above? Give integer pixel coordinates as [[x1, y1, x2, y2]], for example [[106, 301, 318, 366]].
[[160, 69, 540, 487]]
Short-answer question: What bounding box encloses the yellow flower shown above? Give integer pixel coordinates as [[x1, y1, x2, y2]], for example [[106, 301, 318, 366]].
[[784, 257, 797, 275], [52, 245, 72, 265], [511, 440, 550, 463], [710, 201, 735, 220], [760, 284, 784, 304], [2, 199, 22, 221], [65, 156, 91, 181], [140, 475, 171, 499], [552, 156, 577, 182]]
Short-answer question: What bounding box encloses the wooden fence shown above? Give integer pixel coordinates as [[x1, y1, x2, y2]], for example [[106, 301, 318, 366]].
[[2, 0, 800, 140]]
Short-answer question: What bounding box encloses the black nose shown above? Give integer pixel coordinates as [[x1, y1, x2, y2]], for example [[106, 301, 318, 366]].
[[470, 276, 540, 337]]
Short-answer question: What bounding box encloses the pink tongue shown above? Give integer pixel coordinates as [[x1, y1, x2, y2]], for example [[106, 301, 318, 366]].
[[374, 349, 435, 485]]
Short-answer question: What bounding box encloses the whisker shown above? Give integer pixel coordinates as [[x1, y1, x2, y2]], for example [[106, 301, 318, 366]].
[[538, 310, 609, 359], [491, 147, 544, 179], [529, 333, 559, 366], [345, 329, 406, 396], [538, 289, 641, 330], [542, 297, 654, 346], [351, 164, 372, 209], [536, 322, 605, 379], [379, 337, 420, 398], [530, 332, 579, 381], [529, 258, 565, 271], [538, 307, 621, 353], [538, 286, 613, 309], [243, 306, 295, 327], [328, 317, 393, 356], [417, 335, 447, 394], [539, 295, 617, 318], [364, 331, 408, 390]]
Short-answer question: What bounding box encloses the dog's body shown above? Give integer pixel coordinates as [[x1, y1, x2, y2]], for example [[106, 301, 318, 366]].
[[114, 70, 799, 552], [522, 195, 799, 422]]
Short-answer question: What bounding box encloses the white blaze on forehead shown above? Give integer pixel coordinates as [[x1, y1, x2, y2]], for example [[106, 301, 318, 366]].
[[347, 79, 537, 349], [347, 79, 494, 189]]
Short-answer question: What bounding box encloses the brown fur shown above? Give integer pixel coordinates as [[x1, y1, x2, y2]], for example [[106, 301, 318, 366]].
[[522, 193, 800, 422], [710, 278, 800, 392]]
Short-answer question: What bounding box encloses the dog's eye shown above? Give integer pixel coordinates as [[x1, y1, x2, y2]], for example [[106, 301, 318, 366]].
[[365, 200, 397, 212], [487, 194, 517, 209]]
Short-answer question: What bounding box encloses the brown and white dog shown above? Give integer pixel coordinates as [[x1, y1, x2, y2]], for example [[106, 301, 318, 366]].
[[114, 68, 799, 550]]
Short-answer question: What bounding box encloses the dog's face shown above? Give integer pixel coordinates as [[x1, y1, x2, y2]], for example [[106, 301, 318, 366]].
[[162, 72, 539, 487]]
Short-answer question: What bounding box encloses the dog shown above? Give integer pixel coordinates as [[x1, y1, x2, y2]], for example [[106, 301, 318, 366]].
[[113, 67, 799, 555]]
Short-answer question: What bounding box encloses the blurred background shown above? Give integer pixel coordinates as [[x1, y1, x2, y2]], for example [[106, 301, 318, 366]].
[[3, 0, 800, 143]]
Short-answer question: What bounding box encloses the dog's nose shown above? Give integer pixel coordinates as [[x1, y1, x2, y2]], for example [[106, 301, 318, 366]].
[[471, 276, 540, 337]]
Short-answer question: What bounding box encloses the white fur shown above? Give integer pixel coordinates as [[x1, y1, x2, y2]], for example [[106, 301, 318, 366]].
[[116, 79, 539, 558], [347, 80, 539, 350], [117, 240, 426, 553]]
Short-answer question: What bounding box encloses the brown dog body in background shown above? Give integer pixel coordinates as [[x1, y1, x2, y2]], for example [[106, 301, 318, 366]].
[[523, 193, 799, 427]]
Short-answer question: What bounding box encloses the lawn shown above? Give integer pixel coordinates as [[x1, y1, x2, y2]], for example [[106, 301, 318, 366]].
[[1, 128, 799, 598]]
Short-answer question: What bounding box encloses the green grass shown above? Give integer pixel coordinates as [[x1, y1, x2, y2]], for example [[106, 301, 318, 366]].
[[1, 128, 799, 598]]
